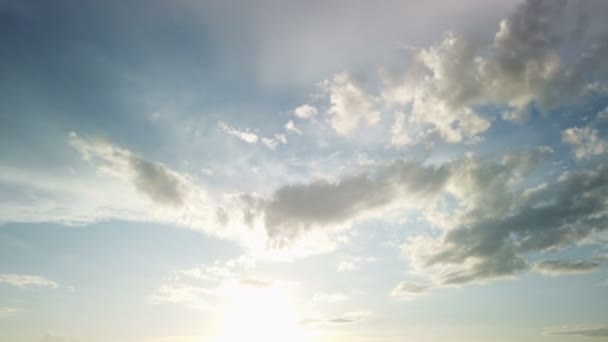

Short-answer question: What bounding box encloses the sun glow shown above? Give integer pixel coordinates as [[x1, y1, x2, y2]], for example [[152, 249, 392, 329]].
[[213, 282, 311, 342]]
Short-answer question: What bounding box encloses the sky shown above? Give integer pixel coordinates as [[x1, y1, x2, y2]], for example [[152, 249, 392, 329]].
[[1, 0, 608, 341]]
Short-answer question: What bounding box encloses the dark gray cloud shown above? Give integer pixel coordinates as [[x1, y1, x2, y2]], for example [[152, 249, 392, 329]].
[[70, 133, 188, 208], [262, 160, 452, 245], [128, 156, 185, 207], [409, 163, 608, 286], [261, 148, 550, 249], [534, 259, 601, 276]]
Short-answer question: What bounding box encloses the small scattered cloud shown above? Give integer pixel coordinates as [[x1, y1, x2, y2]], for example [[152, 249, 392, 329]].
[[0, 274, 58, 289], [337, 256, 376, 272], [218, 121, 258, 144], [261, 133, 287, 150], [545, 325, 608, 338], [285, 120, 302, 135], [293, 104, 318, 120], [391, 281, 430, 300], [300, 311, 371, 326]]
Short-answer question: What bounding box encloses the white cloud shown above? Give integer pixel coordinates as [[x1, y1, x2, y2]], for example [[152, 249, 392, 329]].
[[562, 126, 608, 159], [149, 283, 212, 310], [322, 73, 380, 135], [337, 256, 376, 272], [381, 0, 607, 145], [218, 121, 258, 144], [293, 104, 318, 120], [0, 274, 58, 289], [390, 112, 414, 148], [285, 120, 302, 135]]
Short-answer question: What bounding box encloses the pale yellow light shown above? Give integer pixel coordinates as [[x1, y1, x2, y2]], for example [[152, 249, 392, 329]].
[[213, 283, 310, 342]]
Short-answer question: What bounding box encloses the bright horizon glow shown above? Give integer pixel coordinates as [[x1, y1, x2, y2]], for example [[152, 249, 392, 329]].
[[213, 284, 311, 342]]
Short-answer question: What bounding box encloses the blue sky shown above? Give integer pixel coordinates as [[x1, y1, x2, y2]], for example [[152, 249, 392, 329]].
[[1, 0, 608, 341]]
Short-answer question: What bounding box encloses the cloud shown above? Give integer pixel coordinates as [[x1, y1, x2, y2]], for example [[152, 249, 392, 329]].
[[337, 256, 376, 272], [261, 133, 287, 150], [293, 104, 318, 120], [546, 326, 608, 338], [259, 147, 550, 251], [301, 311, 372, 326], [149, 283, 212, 310], [285, 120, 302, 135], [321, 73, 380, 135], [381, 0, 608, 145], [151, 255, 261, 309], [562, 127, 608, 159], [69, 133, 191, 207], [534, 259, 600, 276], [327, 311, 371, 325], [0, 274, 58, 289], [390, 112, 414, 148], [404, 160, 608, 286], [218, 121, 258, 143], [312, 292, 349, 304], [390, 281, 430, 300]]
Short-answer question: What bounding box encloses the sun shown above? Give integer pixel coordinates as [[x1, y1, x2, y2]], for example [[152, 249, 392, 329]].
[[213, 282, 311, 342]]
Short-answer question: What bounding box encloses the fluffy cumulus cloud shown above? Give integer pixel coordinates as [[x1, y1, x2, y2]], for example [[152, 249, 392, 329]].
[[293, 104, 318, 120], [562, 126, 608, 159], [0, 274, 58, 289], [533, 259, 601, 276], [382, 0, 608, 145], [321, 73, 380, 135]]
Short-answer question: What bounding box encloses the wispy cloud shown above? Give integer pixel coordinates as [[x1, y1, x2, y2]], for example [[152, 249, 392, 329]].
[[0, 274, 58, 289]]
